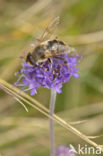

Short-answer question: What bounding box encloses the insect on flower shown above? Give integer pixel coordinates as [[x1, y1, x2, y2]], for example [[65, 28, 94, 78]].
[[14, 17, 81, 95], [26, 17, 76, 66]]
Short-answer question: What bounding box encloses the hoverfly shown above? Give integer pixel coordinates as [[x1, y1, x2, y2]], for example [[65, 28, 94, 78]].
[[25, 16, 76, 66]]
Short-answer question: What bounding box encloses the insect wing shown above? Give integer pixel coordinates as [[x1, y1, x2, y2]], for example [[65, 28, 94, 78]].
[[54, 44, 77, 56], [22, 17, 59, 58], [39, 16, 60, 42]]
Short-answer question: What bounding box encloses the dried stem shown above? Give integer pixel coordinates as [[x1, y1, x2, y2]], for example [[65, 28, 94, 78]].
[[49, 89, 57, 156], [0, 79, 103, 152]]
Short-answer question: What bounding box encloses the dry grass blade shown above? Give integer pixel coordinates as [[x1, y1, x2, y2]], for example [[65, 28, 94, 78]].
[[14, 97, 28, 112], [87, 135, 103, 139], [64, 30, 103, 45], [0, 78, 103, 152], [0, 84, 28, 112], [68, 120, 88, 125], [13, 0, 52, 27]]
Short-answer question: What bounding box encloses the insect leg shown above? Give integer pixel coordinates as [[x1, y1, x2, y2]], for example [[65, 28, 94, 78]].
[[47, 58, 53, 69], [53, 56, 68, 63], [48, 58, 52, 63]]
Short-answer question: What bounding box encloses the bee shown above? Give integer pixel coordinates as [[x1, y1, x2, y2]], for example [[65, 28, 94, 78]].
[[26, 17, 76, 65]]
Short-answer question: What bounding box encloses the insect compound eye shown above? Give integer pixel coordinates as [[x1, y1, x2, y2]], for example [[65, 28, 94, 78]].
[[26, 53, 36, 65]]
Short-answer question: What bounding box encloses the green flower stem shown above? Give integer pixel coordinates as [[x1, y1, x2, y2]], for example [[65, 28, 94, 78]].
[[49, 89, 57, 156]]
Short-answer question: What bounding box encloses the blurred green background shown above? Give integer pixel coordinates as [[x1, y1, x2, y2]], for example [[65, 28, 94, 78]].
[[0, 0, 103, 155]]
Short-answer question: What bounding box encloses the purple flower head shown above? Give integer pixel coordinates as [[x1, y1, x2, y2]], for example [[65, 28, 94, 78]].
[[14, 53, 80, 96], [56, 145, 76, 156]]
